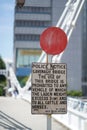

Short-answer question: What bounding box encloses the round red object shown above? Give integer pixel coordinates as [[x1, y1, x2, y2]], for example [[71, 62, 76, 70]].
[[40, 27, 68, 55]]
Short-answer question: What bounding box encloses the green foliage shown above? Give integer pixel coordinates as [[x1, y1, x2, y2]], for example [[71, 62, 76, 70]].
[[0, 86, 4, 96], [0, 56, 6, 96], [0, 75, 6, 83], [0, 84, 6, 96], [17, 76, 29, 87], [67, 90, 82, 97], [0, 56, 6, 69], [0, 87, 3, 96], [0, 77, 6, 96]]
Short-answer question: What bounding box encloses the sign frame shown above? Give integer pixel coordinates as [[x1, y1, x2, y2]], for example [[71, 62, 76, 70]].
[[31, 62, 67, 114]]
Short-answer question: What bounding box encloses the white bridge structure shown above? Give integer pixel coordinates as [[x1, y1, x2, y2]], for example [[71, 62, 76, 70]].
[[1, 0, 87, 129]]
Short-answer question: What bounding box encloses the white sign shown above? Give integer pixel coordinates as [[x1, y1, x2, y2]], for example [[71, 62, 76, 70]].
[[31, 63, 67, 114]]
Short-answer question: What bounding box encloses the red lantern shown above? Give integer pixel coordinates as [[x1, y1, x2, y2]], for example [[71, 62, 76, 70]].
[[40, 27, 68, 55]]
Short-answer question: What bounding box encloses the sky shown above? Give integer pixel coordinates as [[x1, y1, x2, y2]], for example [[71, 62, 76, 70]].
[[0, 0, 15, 61]]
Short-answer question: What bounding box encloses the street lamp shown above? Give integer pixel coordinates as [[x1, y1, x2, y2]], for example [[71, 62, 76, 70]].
[[16, 0, 25, 8]]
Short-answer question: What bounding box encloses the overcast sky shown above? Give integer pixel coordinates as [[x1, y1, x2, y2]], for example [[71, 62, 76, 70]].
[[0, 0, 15, 61]]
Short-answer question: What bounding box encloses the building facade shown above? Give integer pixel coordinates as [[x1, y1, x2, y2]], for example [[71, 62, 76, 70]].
[[81, 1, 87, 95], [14, 0, 87, 92]]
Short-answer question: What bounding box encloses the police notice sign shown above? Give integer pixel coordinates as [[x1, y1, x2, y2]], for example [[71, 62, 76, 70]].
[[31, 63, 67, 114]]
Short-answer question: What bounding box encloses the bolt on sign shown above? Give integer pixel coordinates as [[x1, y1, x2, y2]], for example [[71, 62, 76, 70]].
[[31, 63, 67, 114]]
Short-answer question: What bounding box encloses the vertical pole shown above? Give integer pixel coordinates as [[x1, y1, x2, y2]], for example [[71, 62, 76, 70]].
[[47, 114, 51, 130], [46, 54, 51, 130], [46, 54, 48, 63]]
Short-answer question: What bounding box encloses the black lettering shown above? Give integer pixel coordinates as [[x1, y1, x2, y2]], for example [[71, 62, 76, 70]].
[[59, 101, 67, 104]]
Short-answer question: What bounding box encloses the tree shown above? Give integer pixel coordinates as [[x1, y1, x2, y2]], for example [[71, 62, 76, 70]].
[[0, 56, 6, 96], [0, 56, 6, 69], [0, 56, 6, 83]]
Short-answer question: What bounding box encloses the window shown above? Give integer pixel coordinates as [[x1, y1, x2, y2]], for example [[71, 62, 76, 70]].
[[16, 6, 51, 14], [15, 20, 51, 27], [15, 34, 40, 41], [16, 49, 42, 68]]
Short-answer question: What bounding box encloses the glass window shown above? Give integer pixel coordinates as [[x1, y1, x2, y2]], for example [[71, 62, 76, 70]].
[[15, 20, 51, 27], [16, 6, 51, 14], [15, 34, 40, 41], [16, 49, 42, 68]]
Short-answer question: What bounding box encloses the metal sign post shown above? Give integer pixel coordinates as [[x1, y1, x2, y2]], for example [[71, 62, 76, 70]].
[[46, 54, 51, 130], [47, 114, 51, 130]]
